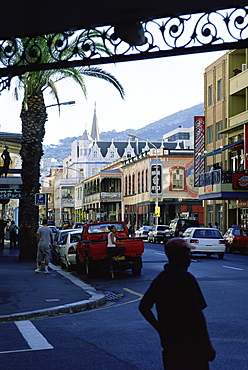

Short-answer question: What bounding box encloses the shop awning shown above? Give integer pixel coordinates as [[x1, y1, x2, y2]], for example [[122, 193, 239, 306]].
[[202, 140, 244, 158]]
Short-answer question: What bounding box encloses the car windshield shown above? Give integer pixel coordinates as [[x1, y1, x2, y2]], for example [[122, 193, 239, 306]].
[[142, 226, 152, 230], [193, 229, 222, 239], [88, 223, 125, 233], [233, 229, 248, 236]]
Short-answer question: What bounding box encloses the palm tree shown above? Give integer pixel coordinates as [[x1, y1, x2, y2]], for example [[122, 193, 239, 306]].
[[12, 35, 125, 260]]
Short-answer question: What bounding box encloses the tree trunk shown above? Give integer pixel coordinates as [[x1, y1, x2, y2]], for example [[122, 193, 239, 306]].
[[19, 93, 47, 261]]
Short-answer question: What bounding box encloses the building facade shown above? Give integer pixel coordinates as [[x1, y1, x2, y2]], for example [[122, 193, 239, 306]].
[[199, 49, 248, 232]]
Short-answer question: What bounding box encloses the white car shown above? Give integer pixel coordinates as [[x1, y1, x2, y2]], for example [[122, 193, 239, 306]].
[[182, 227, 225, 259], [60, 230, 82, 271]]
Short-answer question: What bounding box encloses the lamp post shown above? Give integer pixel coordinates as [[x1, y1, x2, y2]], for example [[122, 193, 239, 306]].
[[46, 101, 75, 109], [127, 134, 159, 225]]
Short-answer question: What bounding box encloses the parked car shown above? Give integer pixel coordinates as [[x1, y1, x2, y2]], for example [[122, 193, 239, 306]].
[[182, 227, 225, 258], [135, 226, 153, 240], [164, 218, 199, 241], [60, 230, 83, 271], [223, 227, 248, 254], [148, 225, 169, 243], [48, 225, 58, 239], [52, 229, 76, 264], [72, 222, 86, 229]]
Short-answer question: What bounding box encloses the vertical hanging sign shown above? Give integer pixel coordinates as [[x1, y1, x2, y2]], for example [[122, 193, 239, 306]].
[[194, 116, 205, 186], [244, 123, 248, 170]]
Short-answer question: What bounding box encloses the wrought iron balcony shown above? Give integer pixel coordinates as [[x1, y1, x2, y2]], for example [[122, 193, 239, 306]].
[[198, 170, 232, 187]]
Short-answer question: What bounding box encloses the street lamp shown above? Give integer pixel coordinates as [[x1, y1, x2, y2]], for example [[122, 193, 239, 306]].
[[127, 133, 159, 225], [46, 101, 75, 109]]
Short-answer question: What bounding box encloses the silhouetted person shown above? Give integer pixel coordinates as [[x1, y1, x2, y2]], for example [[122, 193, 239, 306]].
[[139, 238, 216, 369], [9, 220, 18, 249], [208, 222, 213, 228], [1, 145, 11, 177], [0, 219, 7, 249]]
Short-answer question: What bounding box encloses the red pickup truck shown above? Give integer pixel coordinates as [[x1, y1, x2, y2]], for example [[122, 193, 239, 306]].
[[76, 221, 144, 277]]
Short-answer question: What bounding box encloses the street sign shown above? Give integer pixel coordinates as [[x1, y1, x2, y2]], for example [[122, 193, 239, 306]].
[[35, 193, 47, 206]]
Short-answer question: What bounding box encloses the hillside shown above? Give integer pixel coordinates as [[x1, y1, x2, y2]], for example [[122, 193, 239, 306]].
[[43, 102, 203, 159]]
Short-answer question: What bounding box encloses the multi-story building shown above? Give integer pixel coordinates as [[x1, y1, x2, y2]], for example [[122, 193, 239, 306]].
[[198, 49, 248, 232], [123, 142, 203, 231], [163, 126, 194, 149]]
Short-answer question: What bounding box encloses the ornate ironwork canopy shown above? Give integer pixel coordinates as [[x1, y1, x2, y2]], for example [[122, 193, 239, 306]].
[[0, 2, 247, 92]]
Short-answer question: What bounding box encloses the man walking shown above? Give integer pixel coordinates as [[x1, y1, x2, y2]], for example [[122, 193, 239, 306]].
[[36, 219, 54, 274], [139, 237, 216, 369]]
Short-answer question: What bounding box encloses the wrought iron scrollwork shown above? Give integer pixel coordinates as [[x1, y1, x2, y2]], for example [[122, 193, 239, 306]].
[[0, 6, 247, 91]]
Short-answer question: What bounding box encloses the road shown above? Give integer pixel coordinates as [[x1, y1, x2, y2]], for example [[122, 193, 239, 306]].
[[1, 241, 248, 369]]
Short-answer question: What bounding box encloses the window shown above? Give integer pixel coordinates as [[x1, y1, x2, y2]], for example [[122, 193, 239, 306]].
[[132, 174, 135, 194], [125, 176, 128, 196], [208, 85, 213, 106], [217, 79, 222, 101], [127, 151, 131, 158], [84, 149, 88, 156], [141, 170, 144, 192], [110, 151, 115, 158], [138, 172, 141, 193], [216, 121, 222, 140], [207, 126, 213, 144], [172, 168, 184, 190], [93, 151, 97, 158]]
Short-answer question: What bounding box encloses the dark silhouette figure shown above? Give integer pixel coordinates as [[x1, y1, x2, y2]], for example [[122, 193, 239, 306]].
[[0, 219, 7, 249], [1, 146, 12, 178], [9, 220, 18, 249], [139, 238, 216, 369], [208, 222, 213, 228]]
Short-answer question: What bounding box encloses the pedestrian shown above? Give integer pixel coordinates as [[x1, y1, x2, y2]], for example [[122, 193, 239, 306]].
[[0, 219, 5, 249], [208, 222, 213, 228], [213, 222, 219, 229], [107, 225, 126, 279], [139, 237, 216, 369], [1, 145, 12, 178], [9, 220, 18, 249], [36, 218, 54, 274]]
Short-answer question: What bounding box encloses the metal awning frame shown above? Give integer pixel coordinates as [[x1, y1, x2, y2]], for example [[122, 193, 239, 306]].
[[201, 140, 244, 158], [0, 5, 248, 93]]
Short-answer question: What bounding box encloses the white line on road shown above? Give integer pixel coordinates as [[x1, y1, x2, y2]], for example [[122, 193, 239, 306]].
[[222, 265, 244, 271], [15, 320, 53, 350]]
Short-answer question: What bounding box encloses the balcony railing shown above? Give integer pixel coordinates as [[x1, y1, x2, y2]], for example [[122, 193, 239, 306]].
[[198, 170, 239, 187]]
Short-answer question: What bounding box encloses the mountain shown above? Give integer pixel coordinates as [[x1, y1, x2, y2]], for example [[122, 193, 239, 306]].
[[99, 103, 203, 141], [43, 103, 203, 160]]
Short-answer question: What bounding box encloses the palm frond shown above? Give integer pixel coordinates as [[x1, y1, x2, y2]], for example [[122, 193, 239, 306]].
[[79, 66, 125, 99]]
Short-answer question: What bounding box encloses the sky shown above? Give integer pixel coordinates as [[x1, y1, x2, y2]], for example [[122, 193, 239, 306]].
[[0, 50, 225, 146]]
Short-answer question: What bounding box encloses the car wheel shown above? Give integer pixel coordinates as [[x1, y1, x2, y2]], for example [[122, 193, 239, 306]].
[[66, 260, 74, 272], [60, 259, 66, 269], [132, 267, 142, 275], [86, 257, 96, 278], [218, 253, 224, 259], [76, 254, 84, 274], [148, 237, 151, 243], [206, 253, 212, 258]]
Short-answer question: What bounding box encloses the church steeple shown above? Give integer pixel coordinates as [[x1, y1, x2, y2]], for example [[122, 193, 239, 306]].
[[90, 102, 100, 141]]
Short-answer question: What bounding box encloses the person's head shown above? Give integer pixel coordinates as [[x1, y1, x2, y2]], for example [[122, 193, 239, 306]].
[[108, 225, 117, 232], [42, 219, 48, 225], [165, 237, 195, 270], [11, 220, 15, 224]]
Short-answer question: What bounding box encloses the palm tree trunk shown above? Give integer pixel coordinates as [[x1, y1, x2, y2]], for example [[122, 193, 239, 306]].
[[19, 92, 47, 260]]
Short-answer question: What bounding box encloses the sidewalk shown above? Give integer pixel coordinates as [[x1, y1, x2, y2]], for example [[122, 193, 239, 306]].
[[0, 244, 105, 323]]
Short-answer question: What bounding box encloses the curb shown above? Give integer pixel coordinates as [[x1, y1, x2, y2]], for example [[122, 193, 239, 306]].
[[0, 263, 106, 323]]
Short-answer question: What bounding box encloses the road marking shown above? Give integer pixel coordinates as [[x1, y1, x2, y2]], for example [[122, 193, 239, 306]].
[[15, 321, 53, 350], [0, 321, 53, 354], [222, 265, 244, 271]]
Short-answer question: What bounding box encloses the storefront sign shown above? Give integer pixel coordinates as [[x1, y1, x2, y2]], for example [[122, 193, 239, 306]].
[[150, 164, 162, 194], [233, 173, 248, 189], [0, 189, 22, 199], [194, 116, 205, 186]]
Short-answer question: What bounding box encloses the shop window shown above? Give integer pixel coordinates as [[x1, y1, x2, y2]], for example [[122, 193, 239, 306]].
[[208, 85, 213, 105]]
